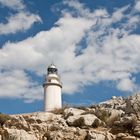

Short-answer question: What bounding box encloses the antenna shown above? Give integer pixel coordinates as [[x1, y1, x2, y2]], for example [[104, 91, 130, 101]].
[[51, 60, 54, 65], [50, 54, 54, 65]]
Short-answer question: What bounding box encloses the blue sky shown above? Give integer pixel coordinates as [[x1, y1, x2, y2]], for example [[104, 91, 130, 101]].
[[0, 0, 140, 114]]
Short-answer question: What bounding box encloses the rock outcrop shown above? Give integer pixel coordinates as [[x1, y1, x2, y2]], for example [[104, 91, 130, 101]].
[[0, 94, 140, 140]]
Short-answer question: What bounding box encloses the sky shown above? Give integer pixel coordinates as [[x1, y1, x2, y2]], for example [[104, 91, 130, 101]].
[[0, 0, 140, 114]]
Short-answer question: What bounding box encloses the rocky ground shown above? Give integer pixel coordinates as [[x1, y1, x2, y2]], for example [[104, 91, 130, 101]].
[[0, 94, 140, 140]]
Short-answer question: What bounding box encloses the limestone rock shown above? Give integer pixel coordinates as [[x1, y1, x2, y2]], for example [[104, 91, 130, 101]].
[[2, 128, 37, 140], [66, 114, 101, 127], [29, 112, 60, 122], [85, 131, 106, 140], [134, 121, 140, 137], [121, 136, 136, 140], [106, 109, 124, 126], [43, 127, 87, 140], [116, 133, 136, 140], [105, 132, 115, 140], [117, 133, 127, 138], [5, 115, 30, 131], [110, 109, 124, 117], [100, 96, 125, 111], [64, 108, 85, 118], [125, 94, 140, 116]]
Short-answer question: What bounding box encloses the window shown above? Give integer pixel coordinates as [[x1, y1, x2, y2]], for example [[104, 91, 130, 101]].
[[48, 79, 51, 82]]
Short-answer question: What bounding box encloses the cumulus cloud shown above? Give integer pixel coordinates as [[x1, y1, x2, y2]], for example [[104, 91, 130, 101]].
[[0, 70, 42, 102], [134, 0, 140, 12], [0, 0, 25, 10], [0, 0, 41, 35], [117, 78, 137, 92], [0, 1, 140, 102], [0, 12, 41, 35]]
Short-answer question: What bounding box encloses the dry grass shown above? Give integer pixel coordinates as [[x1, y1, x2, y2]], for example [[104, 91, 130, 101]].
[[81, 110, 95, 115], [0, 113, 11, 127], [94, 108, 110, 122], [51, 106, 69, 115], [92, 119, 101, 128], [106, 115, 120, 127], [43, 132, 51, 140], [75, 106, 87, 111]]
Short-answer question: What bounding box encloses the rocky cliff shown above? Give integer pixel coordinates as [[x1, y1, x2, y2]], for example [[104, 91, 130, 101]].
[[0, 94, 140, 140]]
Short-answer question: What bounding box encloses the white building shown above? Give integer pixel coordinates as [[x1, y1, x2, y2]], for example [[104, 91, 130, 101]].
[[43, 64, 62, 111]]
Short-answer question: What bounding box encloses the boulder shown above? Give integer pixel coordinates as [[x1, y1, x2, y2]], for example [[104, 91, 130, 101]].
[[43, 127, 87, 140], [105, 132, 115, 140], [116, 133, 127, 138], [134, 121, 140, 137], [85, 131, 106, 140], [5, 115, 30, 131], [67, 114, 101, 127], [100, 96, 125, 111], [30, 112, 60, 122], [110, 114, 137, 134], [121, 136, 136, 140], [125, 94, 140, 116], [64, 108, 85, 118], [2, 128, 37, 140], [110, 109, 124, 117], [116, 133, 136, 140], [106, 109, 124, 126]]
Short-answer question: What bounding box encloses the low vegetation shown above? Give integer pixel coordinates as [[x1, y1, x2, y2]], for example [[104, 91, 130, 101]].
[[51, 105, 69, 115], [72, 117, 85, 128], [94, 108, 110, 123], [0, 113, 11, 127], [106, 115, 120, 127]]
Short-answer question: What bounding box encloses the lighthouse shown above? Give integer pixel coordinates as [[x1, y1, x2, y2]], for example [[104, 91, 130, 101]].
[[43, 64, 62, 111]]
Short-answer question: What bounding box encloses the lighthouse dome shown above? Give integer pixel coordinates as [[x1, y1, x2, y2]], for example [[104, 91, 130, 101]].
[[48, 64, 56, 69]]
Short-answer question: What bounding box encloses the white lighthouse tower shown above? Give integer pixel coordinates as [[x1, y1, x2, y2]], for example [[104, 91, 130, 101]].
[[43, 64, 62, 111]]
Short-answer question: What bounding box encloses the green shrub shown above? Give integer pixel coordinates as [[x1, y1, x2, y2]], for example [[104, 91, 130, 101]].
[[0, 114, 11, 126]]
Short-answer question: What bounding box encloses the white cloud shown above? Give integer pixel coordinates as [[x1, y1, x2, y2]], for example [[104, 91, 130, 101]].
[[0, 70, 43, 102], [0, 0, 41, 35], [111, 6, 129, 22], [63, 0, 108, 19], [0, 40, 44, 70], [0, 12, 41, 35], [0, 1, 140, 102], [0, 0, 25, 10], [134, 0, 140, 12], [117, 78, 137, 92]]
